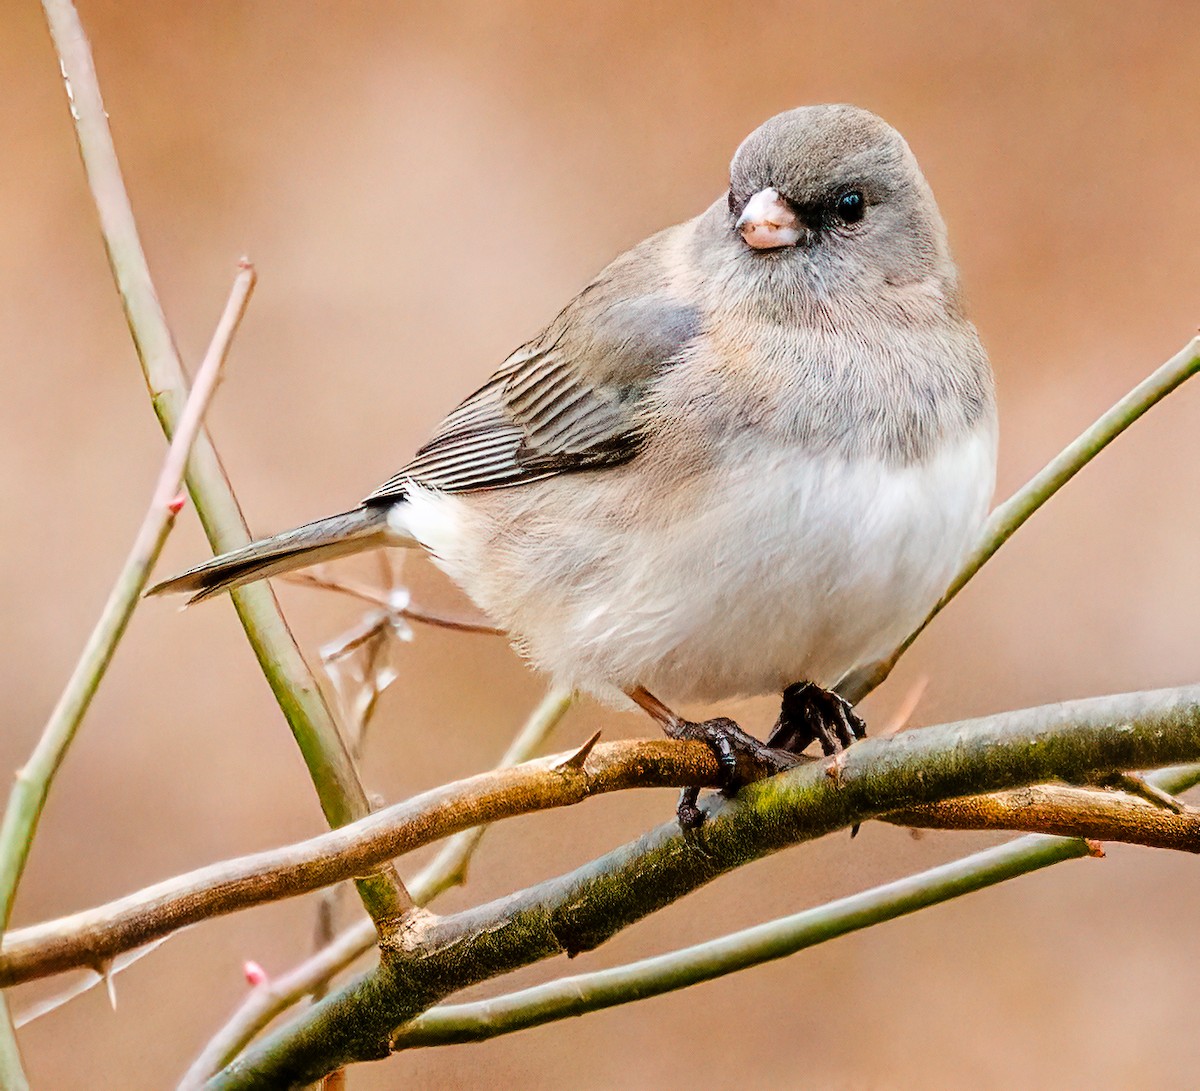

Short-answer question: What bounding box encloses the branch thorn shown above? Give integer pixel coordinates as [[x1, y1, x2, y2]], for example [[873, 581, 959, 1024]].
[[556, 730, 602, 771], [101, 960, 117, 1010]]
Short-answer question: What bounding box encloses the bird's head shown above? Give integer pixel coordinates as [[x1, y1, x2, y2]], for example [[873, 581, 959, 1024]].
[[726, 105, 955, 301]]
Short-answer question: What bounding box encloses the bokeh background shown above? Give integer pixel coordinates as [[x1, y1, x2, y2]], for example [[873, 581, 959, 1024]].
[[3, 1, 1199, 1087]]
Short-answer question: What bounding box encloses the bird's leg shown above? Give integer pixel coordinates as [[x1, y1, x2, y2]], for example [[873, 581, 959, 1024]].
[[628, 686, 797, 830], [767, 680, 867, 757]]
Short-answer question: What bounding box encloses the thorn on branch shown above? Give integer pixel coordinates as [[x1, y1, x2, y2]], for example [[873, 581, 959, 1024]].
[[101, 960, 117, 1010], [555, 730, 602, 772]]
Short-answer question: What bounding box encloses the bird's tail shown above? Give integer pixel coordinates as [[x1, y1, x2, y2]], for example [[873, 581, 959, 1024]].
[[147, 505, 408, 604]]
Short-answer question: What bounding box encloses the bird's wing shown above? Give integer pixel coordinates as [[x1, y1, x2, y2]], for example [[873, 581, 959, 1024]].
[[364, 286, 702, 501]]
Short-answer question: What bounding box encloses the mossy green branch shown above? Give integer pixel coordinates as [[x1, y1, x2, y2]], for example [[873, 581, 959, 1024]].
[[213, 684, 1200, 1087], [389, 836, 1085, 1049], [387, 763, 1198, 1051]]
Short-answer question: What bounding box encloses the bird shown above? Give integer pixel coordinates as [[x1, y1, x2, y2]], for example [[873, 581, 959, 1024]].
[[150, 104, 997, 828]]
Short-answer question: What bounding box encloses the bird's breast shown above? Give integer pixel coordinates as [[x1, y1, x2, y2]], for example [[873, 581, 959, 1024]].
[[618, 419, 997, 702], [405, 417, 996, 707]]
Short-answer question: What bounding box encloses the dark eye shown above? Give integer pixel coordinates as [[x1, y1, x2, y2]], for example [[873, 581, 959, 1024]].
[[834, 190, 865, 225]]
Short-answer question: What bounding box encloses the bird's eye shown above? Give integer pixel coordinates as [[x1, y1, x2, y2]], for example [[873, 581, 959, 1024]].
[[834, 190, 865, 225]]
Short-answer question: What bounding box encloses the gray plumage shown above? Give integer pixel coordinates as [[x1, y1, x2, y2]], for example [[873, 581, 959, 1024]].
[[150, 508, 390, 604], [150, 104, 996, 718]]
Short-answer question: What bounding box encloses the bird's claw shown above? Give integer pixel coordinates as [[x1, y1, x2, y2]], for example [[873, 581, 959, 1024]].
[[676, 786, 705, 831], [670, 716, 797, 831], [768, 681, 867, 757]]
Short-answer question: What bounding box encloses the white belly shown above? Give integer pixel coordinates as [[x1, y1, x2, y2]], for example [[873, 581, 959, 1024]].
[[398, 424, 995, 708]]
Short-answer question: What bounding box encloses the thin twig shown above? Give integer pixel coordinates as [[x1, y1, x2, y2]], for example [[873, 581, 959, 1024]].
[[178, 688, 573, 1089], [285, 571, 505, 636], [883, 783, 1200, 849], [0, 265, 253, 1087], [14, 937, 171, 1030], [39, 0, 410, 924], [0, 263, 253, 933], [0, 732, 708, 988], [843, 335, 1200, 703]]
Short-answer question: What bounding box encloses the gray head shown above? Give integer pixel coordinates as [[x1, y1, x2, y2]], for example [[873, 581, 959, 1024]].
[[723, 105, 956, 304]]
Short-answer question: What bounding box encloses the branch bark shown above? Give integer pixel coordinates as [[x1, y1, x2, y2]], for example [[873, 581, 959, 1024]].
[[178, 687, 572, 1089], [385, 762, 1200, 1052], [213, 684, 1200, 1087], [885, 783, 1200, 849], [0, 736, 715, 987], [386, 835, 1091, 1050]]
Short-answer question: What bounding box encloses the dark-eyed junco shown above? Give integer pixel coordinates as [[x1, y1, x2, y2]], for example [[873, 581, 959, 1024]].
[[152, 105, 997, 826]]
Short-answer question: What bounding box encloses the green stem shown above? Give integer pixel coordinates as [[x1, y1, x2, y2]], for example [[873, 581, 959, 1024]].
[[178, 688, 574, 1089], [0, 995, 26, 1091], [391, 761, 1197, 1048], [39, 0, 406, 922], [0, 269, 253, 937], [843, 335, 1200, 703], [0, 268, 253, 1089]]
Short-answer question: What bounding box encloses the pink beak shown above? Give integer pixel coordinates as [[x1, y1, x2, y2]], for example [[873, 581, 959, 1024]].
[[736, 187, 802, 250]]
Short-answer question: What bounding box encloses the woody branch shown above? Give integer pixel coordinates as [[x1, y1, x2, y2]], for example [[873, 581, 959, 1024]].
[[200, 683, 1200, 1085]]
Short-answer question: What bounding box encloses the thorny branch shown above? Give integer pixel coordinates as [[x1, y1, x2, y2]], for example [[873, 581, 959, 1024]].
[[39, 0, 411, 925], [0, 264, 254, 1089], [178, 688, 574, 1088], [5, 687, 1199, 997], [0, 738, 738, 988], [210, 684, 1200, 1085]]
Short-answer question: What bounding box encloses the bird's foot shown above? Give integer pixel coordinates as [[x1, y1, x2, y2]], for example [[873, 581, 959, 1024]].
[[668, 716, 798, 831], [767, 681, 867, 757]]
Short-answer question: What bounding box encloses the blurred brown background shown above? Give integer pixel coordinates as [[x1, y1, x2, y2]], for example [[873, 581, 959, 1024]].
[[3, 1, 1199, 1087]]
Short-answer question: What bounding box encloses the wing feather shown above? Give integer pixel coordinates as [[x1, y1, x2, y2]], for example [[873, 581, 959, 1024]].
[[364, 282, 701, 502]]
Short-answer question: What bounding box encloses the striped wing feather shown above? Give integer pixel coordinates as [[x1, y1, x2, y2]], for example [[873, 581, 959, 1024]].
[[364, 292, 700, 502]]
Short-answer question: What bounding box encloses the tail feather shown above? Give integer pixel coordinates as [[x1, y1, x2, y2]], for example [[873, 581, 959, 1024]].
[[148, 506, 397, 603]]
